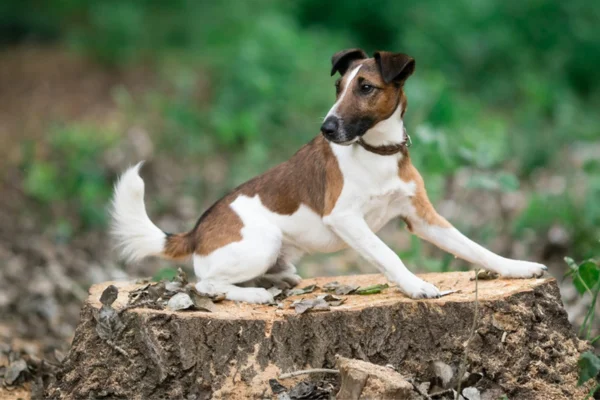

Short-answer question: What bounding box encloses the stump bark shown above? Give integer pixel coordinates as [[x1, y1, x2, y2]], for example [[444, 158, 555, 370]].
[[48, 272, 589, 399]]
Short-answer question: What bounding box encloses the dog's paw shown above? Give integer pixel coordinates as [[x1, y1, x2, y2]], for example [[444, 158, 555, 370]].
[[279, 273, 302, 288], [398, 276, 441, 299], [225, 287, 274, 304], [259, 273, 302, 289], [493, 260, 548, 279]]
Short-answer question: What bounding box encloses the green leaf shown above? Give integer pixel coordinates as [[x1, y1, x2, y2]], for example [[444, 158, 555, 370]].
[[573, 261, 600, 295], [578, 352, 600, 386], [356, 284, 389, 295], [152, 268, 179, 282]]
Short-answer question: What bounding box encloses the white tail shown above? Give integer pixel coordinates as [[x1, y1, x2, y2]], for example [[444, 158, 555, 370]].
[[110, 162, 166, 262]]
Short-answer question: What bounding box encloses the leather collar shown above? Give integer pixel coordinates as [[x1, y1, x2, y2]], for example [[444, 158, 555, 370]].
[[357, 130, 412, 156]]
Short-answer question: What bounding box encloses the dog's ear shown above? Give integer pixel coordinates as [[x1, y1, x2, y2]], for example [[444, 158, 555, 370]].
[[331, 48, 368, 76], [374, 51, 415, 84]]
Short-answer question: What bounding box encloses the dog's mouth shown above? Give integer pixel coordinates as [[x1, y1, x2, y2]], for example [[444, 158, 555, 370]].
[[333, 137, 358, 146], [322, 135, 358, 146]]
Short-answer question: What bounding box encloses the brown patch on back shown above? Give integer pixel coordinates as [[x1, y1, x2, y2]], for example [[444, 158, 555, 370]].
[[193, 136, 343, 255], [398, 155, 451, 229]]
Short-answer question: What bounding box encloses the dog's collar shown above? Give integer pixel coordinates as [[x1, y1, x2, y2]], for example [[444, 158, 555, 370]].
[[357, 129, 412, 156]]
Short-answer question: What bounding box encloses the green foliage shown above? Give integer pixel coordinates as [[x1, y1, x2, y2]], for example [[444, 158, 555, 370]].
[[566, 257, 600, 296], [152, 267, 179, 282], [22, 124, 118, 230], [4, 0, 600, 264], [567, 249, 600, 394], [578, 352, 600, 386], [565, 252, 600, 339]]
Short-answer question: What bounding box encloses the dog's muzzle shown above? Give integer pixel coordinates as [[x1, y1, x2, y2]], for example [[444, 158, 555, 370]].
[[320, 116, 340, 141]]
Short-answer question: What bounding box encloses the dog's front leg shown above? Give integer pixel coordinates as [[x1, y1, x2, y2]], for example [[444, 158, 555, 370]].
[[406, 213, 547, 278], [324, 212, 441, 299]]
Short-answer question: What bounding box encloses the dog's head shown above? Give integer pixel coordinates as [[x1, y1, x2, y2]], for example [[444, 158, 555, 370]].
[[321, 49, 415, 145]]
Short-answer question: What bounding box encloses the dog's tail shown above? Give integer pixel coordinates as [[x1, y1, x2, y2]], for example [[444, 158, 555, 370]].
[[110, 162, 195, 262]]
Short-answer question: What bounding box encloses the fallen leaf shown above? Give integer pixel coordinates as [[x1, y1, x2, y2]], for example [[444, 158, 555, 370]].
[[188, 290, 216, 312], [167, 293, 195, 311], [356, 283, 389, 295], [318, 293, 341, 302], [268, 287, 284, 299], [312, 298, 331, 311], [293, 298, 330, 314], [287, 284, 317, 296], [334, 285, 359, 295], [323, 281, 341, 291], [317, 294, 346, 307], [99, 285, 118, 306], [269, 378, 288, 394], [165, 281, 183, 293], [147, 282, 166, 300]]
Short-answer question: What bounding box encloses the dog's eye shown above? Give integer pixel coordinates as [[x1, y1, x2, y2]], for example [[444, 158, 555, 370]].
[[335, 81, 341, 95], [360, 84, 375, 94]]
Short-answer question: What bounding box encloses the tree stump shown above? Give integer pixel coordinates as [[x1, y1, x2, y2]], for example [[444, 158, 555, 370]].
[[48, 272, 590, 399]]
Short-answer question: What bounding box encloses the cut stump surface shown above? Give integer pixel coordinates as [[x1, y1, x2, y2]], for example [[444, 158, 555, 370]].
[[48, 272, 589, 399]]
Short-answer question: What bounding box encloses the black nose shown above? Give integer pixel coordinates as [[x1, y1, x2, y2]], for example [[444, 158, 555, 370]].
[[321, 117, 339, 137]]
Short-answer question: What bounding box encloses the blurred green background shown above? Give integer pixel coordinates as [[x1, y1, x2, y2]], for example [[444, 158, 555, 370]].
[[0, 0, 599, 355]]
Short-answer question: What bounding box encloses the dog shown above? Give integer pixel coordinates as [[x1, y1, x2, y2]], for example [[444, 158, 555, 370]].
[[111, 48, 547, 304]]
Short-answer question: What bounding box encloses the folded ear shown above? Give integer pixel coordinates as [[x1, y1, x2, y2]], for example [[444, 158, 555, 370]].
[[330, 48, 368, 76], [374, 51, 415, 84]]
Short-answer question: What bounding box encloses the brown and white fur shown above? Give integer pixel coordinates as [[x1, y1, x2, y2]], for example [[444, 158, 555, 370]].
[[111, 49, 547, 304]]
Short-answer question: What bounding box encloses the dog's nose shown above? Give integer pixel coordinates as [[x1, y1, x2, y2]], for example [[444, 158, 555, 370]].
[[321, 117, 339, 137]]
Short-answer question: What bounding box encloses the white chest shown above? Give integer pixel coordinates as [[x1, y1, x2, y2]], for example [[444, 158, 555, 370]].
[[331, 144, 416, 230]]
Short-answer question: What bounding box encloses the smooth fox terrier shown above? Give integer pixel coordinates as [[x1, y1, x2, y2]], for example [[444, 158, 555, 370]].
[[111, 49, 547, 303]]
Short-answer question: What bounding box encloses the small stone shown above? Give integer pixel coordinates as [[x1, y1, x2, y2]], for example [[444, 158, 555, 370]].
[[5, 359, 28, 385], [462, 387, 481, 400], [430, 360, 454, 389]]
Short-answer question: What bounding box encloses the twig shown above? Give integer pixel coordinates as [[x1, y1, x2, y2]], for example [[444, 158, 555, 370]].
[[278, 368, 339, 379], [408, 378, 432, 400], [107, 339, 129, 359], [456, 269, 480, 399]]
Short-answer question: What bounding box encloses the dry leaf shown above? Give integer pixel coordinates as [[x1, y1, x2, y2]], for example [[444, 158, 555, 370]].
[[167, 293, 194, 311], [99, 285, 118, 306], [287, 284, 317, 297]]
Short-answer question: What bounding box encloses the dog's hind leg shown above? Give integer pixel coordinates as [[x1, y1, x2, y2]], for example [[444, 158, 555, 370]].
[[240, 246, 304, 289], [193, 221, 283, 304]]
